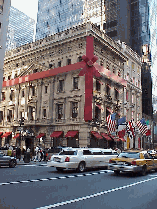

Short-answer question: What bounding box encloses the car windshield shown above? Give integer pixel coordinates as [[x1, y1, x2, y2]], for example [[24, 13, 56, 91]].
[[59, 150, 77, 155], [118, 152, 140, 159]]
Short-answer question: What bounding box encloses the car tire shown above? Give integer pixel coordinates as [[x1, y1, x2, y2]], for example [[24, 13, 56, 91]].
[[77, 162, 85, 173], [141, 165, 147, 176], [114, 170, 120, 175], [9, 160, 16, 168], [56, 167, 64, 172]]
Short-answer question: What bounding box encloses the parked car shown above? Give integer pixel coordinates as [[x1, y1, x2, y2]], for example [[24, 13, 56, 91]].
[[0, 152, 17, 168], [108, 150, 157, 176], [47, 147, 118, 172]]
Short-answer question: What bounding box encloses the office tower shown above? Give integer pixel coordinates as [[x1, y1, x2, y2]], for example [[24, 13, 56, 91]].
[[0, 0, 11, 99], [6, 6, 35, 51], [35, 0, 105, 40]]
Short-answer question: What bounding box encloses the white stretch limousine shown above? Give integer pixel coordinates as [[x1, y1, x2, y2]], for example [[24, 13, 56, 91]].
[[47, 147, 118, 172]]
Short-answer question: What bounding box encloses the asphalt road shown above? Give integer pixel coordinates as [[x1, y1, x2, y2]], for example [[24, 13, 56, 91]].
[[0, 164, 157, 209]]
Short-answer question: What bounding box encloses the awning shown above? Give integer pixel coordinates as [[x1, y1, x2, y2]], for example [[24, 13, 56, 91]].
[[91, 131, 103, 139], [1, 132, 12, 138], [36, 133, 45, 138], [65, 131, 78, 138], [13, 133, 20, 139], [0, 132, 3, 137], [50, 131, 63, 138], [119, 138, 126, 142], [101, 133, 112, 141]]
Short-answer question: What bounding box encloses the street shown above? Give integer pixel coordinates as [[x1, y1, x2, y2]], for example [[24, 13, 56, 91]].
[[0, 164, 157, 209]]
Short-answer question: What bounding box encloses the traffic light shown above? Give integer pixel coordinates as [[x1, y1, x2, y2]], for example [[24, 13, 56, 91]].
[[20, 117, 24, 126]]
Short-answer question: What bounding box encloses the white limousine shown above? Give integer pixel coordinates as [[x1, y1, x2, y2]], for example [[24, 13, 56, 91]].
[[47, 147, 118, 172]]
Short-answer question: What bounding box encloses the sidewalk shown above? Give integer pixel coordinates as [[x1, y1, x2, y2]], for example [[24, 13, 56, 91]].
[[17, 155, 47, 166]]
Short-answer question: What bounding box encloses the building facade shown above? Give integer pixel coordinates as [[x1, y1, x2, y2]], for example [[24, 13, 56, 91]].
[[6, 6, 35, 51], [0, 0, 11, 100], [35, 0, 105, 40], [0, 23, 142, 152]]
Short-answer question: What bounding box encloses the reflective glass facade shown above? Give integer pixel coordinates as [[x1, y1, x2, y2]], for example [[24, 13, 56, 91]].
[[35, 0, 105, 40], [6, 6, 35, 51]]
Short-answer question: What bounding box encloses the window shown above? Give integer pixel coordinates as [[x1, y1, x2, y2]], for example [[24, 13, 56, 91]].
[[95, 106, 101, 120], [57, 104, 63, 119], [126, 91, 129, 100], [10, 90, 14, 101], [138, 80, 140, 87], [33, 69, 38, 73], [78, 56, 82, 62], [92, 152, 104, 155], [67, 59, 71, 65], [106, 84, 110, 95], [45, 86, 48, 94], [22, 90, 25, 97], [49, 64, 53, 68], [132, 94, 134, 103], [96, 80, 101, 91], [7, 110, 12, 122], [29, 106, 35, 120], [8, 75, 11, 80], [0, 111, 3, 122], [132, 63, 134, 69], [118, 70, 121, 77], [83, 150, 92, 155], [32, 86, 35, 96], [72, 102, 78, 118], [73, 77, 78, 90], [113, 68, 115, 74], [58, 61, 61, 67], [43, 109, 46, 118], [58, 80, 64, 92], [115, 89, 119, 100], [3, 77, 5, 81], [16, 63, 19, 67], [2, 92, 5, 101]]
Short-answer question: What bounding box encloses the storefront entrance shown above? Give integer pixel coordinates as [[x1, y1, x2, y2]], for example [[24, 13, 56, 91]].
[[25, 137, 34, 155]]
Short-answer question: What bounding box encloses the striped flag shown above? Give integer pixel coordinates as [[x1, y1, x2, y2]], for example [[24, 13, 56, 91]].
[[136, 118, 148, 135], [106, 114, 116, 134]]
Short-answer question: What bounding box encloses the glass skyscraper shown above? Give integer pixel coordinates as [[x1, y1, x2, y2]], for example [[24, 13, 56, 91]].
[[6, 6, 35, 51], [35, 0, 105, 41]]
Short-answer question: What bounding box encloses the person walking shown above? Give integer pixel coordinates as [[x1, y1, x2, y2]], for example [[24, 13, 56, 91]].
[[34, 146, 39, 162], [16, 147, 21, 161]]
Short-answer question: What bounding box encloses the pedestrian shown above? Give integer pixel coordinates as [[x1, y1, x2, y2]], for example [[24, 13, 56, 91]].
[[34, 146, 39, 162], [16, 147, 21, 161], [40, 149, 43, 161]]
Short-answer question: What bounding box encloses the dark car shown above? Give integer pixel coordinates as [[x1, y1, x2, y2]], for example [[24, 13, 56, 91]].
[[0, 152, 17, 168]]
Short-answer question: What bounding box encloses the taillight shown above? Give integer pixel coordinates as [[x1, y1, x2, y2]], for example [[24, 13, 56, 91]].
[[109, 159, 113, 163], [49, 156, 51, 160], [65, 157, 70, 162], [131, 160, 136, 165]]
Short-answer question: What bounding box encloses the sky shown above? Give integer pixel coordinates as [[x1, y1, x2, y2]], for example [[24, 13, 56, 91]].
[[11, 0, 38, 22]]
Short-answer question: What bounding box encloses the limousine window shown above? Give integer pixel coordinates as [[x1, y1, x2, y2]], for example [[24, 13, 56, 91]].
[[103, 152, 112, 155], [59, 151, 77, 155], [92, 151, 104, 155], [83, 150, 92, 155]]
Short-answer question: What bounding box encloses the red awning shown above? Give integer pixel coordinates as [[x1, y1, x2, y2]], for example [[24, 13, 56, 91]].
[[36, 133, 45, 138], [50, 131, 63, 138], [1, 132, 12, 138], [91, 131, 103, 139], [65, 131, 78, 137], [120, 138, 126, 142], [101, 133, 112, 141], [0, 132, 3, 137], [13, 133, 20, 139]]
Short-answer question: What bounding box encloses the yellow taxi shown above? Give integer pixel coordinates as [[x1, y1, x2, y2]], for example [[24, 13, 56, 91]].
[[108, 150, 157, 176]]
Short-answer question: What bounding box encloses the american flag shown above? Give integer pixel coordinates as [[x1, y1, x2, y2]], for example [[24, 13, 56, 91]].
[[126, 120, 135, 140], [106, 114, 116, 134], [136, 118, 148, 135]]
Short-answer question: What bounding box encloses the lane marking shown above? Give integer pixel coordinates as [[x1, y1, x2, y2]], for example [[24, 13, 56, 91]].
[[0, 170, 112, 186], [36, 176, 157, 209]]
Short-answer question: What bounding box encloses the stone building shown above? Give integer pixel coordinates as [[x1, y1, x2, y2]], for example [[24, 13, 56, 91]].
[[0, 23, 141, 152]]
